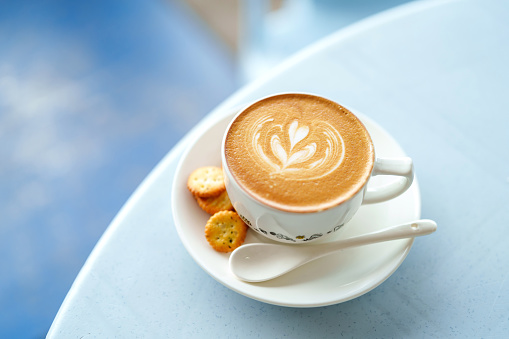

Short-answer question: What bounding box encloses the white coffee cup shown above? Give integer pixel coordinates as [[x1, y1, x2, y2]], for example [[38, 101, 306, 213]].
[[221, 94, 414, 244]]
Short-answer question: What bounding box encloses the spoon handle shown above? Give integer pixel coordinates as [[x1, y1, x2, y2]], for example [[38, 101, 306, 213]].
[[308, 219, 437, 258]]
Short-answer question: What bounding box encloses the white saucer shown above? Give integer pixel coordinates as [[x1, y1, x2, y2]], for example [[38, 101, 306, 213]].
[[172, 106, 421, 307]]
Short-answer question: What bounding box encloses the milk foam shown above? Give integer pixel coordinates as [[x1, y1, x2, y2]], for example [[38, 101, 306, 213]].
[[251, 117, 345, 180], [225, 94, 374, 213]]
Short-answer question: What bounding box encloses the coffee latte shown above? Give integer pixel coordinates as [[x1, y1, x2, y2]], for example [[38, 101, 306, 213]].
[[224, 94, 374, 213]]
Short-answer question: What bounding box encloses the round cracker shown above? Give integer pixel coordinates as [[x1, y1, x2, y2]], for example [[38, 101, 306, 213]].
[[205, 211, 248, 253], [196, 190, 234, 215], [187, 166, 225, 198]]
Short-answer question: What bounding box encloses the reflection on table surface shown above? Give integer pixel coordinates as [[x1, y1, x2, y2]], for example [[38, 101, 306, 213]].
[[1, 0, 417, 336]]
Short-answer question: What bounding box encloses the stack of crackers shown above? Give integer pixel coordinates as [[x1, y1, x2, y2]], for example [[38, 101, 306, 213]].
[[187, 166, 248, 253]]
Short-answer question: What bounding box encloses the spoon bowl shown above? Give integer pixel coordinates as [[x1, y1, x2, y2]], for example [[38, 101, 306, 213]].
[[229, 219, 437, 282]]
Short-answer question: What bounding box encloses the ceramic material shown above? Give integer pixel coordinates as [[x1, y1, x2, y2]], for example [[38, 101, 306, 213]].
[[221, 94, 414, 243], [229, 219, 437, 282], [171, 107, 421, 307]]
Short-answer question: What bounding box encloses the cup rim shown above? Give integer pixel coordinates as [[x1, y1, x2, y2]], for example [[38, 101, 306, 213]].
[[221, 92, 375, 214]]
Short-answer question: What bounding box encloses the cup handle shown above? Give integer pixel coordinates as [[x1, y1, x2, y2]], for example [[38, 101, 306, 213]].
[[362, 157, 414, 204]]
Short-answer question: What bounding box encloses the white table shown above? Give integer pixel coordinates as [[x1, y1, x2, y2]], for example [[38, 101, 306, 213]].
[[48, 0, 509, 337]]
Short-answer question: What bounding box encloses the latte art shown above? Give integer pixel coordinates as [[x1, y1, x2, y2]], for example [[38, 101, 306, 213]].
[[225, 94, 374, 213], [251, 117, 345, 180]]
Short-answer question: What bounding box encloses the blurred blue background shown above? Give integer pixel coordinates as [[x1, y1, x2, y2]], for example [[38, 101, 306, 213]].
[[0, 0, 411, 337]]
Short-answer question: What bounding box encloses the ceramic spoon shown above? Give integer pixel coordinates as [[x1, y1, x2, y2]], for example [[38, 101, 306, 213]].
[[229, 219, 437, 282]]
